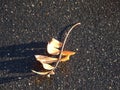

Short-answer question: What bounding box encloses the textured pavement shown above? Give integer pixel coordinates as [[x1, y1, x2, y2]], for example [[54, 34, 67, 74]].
[[0, 0, 120, 90]]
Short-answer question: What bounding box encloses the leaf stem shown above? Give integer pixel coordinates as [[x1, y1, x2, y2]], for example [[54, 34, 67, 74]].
[[52, 22, 81, 72]]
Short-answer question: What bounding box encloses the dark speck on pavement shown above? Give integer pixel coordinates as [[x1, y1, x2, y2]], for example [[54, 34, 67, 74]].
[[0, 0, 120, 90]]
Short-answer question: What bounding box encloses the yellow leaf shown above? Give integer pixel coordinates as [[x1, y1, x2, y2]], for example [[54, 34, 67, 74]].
[[49, 38, 62, 48], [48, 47, 60, 55], [47, 38, 62, 55], [42, 63, 54, 70]]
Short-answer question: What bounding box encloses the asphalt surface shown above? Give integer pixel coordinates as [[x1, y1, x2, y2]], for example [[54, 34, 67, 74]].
[[0, 0, 120, 90]]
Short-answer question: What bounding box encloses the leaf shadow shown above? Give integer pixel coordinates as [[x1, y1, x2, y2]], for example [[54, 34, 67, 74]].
[[0, 42, 47, 84], [58, 23, 75, 41]]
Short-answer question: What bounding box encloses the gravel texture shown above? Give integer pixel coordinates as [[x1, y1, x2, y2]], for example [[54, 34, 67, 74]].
[[0, 0, 120, 90]]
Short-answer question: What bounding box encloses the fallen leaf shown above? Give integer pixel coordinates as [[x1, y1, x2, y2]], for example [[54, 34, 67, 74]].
[[32, 70, 50, 75], [61, 51, 76, 56], [35, 53, 74, 63], [60, 51, 75, 62], [33, 22, 80, 76], [35, 55, 58, 64], [42, 63, 54, 70], [47, 38, 62, 55], [34, 50, 75, 70], [61, 55, 70, 62], [49, 38, 62, 48], [32, 70, 55, 76]]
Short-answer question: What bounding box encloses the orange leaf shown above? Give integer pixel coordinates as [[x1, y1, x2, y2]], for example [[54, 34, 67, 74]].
[[61, 51, 76, 56], [61, 55, 70, 62], [60, 51, 76, 62], [47, 38, 62, 55]]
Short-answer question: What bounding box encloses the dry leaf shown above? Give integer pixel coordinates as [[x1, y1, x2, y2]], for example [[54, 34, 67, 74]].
[[61, 51, 76, 56], [35, 55, 55, 70], [32, 70, 49, 75], [42, 63, 54, 70], [33, 22, 80, 76], [35, 55, 58, 64], [47, 38, 62, 55], [60, 51, 75, 62], [34, 47, 75, 71], [49, 38, 62, 48], [61, 55, 70, 62], [32, 70, 55, 76], [35, 53, 75, 63], [48, 47, 60, 55]]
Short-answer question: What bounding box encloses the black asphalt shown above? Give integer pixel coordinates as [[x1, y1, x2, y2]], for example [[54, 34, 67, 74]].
[[0, 0, 120, 90]]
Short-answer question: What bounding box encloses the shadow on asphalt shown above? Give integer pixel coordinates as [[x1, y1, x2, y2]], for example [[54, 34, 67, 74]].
[[58, 23, 75, 41], [0, 42, 47, 58], [0, 42, 47, 84]]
